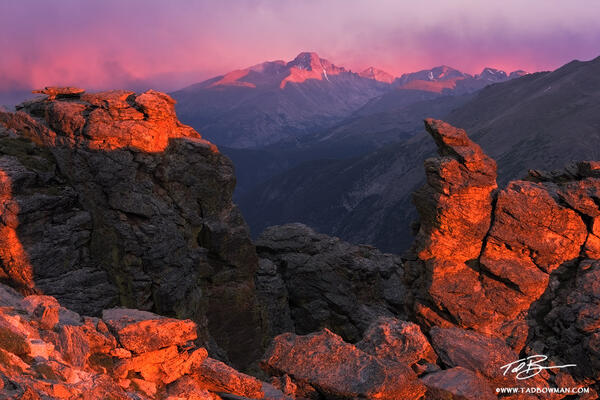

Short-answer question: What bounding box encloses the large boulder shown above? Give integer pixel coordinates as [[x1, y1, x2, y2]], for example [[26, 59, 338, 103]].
[[102, 308, 197, 354], [261, 329, 426, 400], [256, 223, 408, 342], [357, 317, 437, 370]]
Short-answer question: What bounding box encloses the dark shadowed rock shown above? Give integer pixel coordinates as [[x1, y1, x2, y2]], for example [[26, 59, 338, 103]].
[[428, 327, 556, 397], [256, 223, 408, 342], [528, 258, 600, 382], [429, 327, 517, 382], [261, 329, 426, 400], [0, 139, 115, 314], [254, 258, 294, 339]]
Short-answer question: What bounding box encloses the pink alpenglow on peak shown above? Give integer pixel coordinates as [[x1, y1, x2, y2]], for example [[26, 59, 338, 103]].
[[359, 67, 395, 83]]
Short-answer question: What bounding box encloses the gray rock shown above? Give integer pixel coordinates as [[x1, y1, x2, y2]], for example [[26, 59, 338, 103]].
[[0, 144, 116, 315], [357, 317, 437, 368], [256, 223, 408, 342]]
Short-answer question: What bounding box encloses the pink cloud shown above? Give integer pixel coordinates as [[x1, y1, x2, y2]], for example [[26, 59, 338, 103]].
[[1, 0, 599, 95]]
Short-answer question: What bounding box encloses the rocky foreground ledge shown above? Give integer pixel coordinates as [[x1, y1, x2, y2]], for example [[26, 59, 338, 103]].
[[1, 89, 599, 399], [0, 283, 283, 399]]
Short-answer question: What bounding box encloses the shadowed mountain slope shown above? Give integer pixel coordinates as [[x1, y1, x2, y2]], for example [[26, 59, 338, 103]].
[[239, 56, 600, 252], [171, 52, 392, 148]]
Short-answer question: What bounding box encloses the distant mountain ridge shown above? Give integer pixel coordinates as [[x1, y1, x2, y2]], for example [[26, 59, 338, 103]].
[[238, 55, 600, 253], [392, 65, 526, 93], [171, 52, 391, 148], [171, 52, 523, 148]]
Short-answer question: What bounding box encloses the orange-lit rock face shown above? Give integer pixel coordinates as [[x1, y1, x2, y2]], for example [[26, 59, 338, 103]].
[[413, 118, 497, 262], [0, 169, 34, 294], [401, 121, 600, 394], [408, 119, 499, 330], [480, 181, 587, 300], [262, 329, 426, 400], [409, 120, 596, 338], [102, 308, 198, 354], [20, 90, 218, 154], [190, 357, 265, 398], [209, 69, 256, 88], [0, 285, 285, 400]]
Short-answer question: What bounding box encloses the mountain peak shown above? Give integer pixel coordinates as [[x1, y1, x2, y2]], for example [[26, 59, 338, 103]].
[[288, 52, 323, 71], [359, 67, 395, 83], [508, 70, 528, 79], [428, 65, 466, 80], [397, 66, 465, 85], [476, 67, 508, 82]]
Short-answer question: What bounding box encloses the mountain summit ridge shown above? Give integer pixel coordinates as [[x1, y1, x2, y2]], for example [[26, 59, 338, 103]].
[[171, 51, 523, 148]]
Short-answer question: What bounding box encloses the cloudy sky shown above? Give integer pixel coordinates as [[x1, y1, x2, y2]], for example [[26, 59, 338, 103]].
[[1, 0, 599, 97]]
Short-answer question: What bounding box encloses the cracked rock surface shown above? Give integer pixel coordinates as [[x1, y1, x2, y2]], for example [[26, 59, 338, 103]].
[[0, 91, 263, 367]]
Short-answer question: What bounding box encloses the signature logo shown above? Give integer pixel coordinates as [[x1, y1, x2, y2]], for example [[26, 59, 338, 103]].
[[500, 355, 576, 380]]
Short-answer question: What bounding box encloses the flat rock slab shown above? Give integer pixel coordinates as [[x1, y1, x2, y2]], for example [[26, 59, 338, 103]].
[[32, 87, 85, 99], [191, 357, 264, 399], [102, 308, 197, 353]]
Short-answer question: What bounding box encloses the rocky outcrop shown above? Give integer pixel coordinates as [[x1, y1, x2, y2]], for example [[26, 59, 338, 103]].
[[258, 317, 573, 400], [3, 87, 600, 398], [403, 119, 600, 395], [0, 90, 263, 367], [406, 118, 502, 331], [261, 328, 426, 400], [256, 223, 408, 342], [0, 283, 286, 400], [255, 119, 600, 398], [406, 120, 592, 337]]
